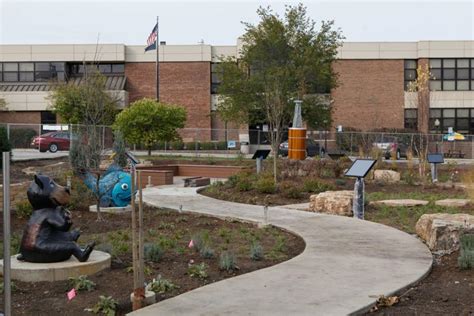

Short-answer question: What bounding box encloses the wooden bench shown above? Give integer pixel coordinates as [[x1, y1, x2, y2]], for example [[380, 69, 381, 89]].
[[444, 150, 465, 158]]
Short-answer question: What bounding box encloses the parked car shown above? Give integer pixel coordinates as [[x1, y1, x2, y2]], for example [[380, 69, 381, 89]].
[[31, 131, 71, 153], [279, 139, 325, 157], [373, 136, 408, 160]]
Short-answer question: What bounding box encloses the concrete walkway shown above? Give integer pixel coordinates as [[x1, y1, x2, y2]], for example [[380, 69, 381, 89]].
[[129, 185, 433, 316]]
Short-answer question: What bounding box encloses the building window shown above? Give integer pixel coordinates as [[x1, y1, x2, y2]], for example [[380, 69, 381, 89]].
[[211, 63, 221, 94], [0, 62, 66, 82], [429, 108, 474, 134], [404, 60, 418, 91], [68, 63, 125, 76], [429, 58, 474, 91], [404, 109, 418, 130]]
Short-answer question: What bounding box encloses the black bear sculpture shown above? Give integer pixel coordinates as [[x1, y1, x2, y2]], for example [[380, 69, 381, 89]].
[[18, 174, 95, 263]]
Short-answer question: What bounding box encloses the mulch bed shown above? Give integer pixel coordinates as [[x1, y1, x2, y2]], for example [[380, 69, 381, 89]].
[[368, 251, 474, 315], [0, 206, 305, 315]]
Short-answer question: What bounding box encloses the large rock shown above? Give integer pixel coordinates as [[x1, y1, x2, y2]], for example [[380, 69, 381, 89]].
[[435, 199, 471, 208], [374, 170, 401, 183], [416, 213, 474, 253], [370, 199, 428, 207], [309, 190, 353, 216]]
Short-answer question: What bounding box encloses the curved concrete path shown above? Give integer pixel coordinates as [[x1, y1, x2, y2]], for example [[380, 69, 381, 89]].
[[129, 185, 432, 316]]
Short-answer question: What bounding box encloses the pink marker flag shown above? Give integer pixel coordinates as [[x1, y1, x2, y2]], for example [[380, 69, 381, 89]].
[[67, 288, 77, 301], [188, 239, 194, 248]]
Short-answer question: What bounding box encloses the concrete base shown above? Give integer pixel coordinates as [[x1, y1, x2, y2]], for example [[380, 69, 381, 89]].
[[0, 250, 111, 282], [89, 204, 132, 214], [130, 291, 157, 306]]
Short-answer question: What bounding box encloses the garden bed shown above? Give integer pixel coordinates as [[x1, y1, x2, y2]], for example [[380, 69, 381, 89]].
[[0, 206, 305, 315]]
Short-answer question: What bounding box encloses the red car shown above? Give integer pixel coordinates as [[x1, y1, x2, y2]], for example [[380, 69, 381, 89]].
[[31, 131, 71, 153]]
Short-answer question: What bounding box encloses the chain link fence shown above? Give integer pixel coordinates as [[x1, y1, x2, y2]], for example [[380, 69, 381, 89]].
[[3, 123, 474, 159]]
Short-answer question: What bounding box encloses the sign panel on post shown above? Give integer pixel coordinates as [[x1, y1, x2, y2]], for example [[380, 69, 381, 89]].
[[227, 140, 236, 149]]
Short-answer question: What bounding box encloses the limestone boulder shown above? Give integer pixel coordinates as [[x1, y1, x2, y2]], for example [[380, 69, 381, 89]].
[[309, 190, 353, 216], [374, 169, 400, 183], [435, 199, 471, 208], [416, 213, 474, 253]]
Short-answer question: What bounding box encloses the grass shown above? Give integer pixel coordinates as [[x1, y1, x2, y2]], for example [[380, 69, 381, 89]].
[[366, 191, 468, 203], [366, 204, 471, 234]]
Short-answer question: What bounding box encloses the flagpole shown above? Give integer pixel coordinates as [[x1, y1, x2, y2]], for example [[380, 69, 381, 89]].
[[156, 16, 160, 102]]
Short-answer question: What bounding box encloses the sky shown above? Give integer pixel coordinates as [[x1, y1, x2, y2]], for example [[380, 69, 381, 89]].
[[0, 0, 473, 45]]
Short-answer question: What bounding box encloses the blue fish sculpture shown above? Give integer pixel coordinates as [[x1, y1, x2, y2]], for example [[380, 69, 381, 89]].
[[83, 164, 133, 207]]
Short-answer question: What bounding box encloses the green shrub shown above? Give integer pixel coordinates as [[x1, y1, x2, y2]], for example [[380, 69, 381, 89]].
[[9, 128, 37, 148], [0, 281, 17, 294], [158, 236, 177, 250], [303, 179, 334, 193], [249, 242, 264, 261], [458, 234, 474, 270], [255, 175, 276, 194], [335, 179, 346, 186], [0, 126, 11, 168], [144, 243, 163, 263], [88, 295, 118, 315], [169, 140, 184, 150], [279, 181, 303, 199], [69, 275, 96, 292], [146, 274, 179, 294], [219, 251, 238, 271], [187, 263, 209, 279], [15, 200, 33, 219]]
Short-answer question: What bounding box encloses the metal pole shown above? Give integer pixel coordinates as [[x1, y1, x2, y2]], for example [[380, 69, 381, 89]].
[[6, 123, 10, 140], [256, 157, 262, 174], [156, 16, 160, 101], [138, 171, 145, 299], [131, 165, 142, 310], [3, 152, 12, 316], [353, 177, 365, 220]]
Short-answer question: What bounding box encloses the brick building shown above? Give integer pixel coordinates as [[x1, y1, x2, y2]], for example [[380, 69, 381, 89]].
[[1, 41, 474, 140]]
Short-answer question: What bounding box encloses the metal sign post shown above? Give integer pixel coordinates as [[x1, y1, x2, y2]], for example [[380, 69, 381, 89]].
[[427, 153, 444, 183], [252, 150, 271, 174], [3, 152, 12, 316], [345, 159, 377, 220]]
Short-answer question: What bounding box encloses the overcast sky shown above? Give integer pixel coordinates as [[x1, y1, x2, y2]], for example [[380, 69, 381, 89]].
[[0, 0, 473, 45]]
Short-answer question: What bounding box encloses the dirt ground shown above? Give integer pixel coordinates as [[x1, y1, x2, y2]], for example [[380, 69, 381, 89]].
[[0, 206, 304, 316], [368, 251, 474, 315]]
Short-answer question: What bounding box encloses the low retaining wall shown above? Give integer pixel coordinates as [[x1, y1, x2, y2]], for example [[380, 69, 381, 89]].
[[136, 164, 245, 179]]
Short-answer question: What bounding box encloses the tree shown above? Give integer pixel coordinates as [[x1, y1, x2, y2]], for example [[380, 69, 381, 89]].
[[50, 67, 119, 221], [49, 71, 117, 126], [113, 98, 187, 156], [407, 63, 432, 182], [216, 4, 343, 182]]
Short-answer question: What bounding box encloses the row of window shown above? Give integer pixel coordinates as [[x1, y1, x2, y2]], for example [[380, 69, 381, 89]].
[[211, 63, 221, 94], [404, 108, 474, 134], [0, 62, 125, 82], [429, 59, 474, 91], [0, 62, 66, 82], [404, 59, 474, 91]]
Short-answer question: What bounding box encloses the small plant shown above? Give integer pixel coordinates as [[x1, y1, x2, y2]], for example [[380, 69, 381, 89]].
[[69, 275, 96, 292], [144, 243, 163, 263], [88, 295, 118, 315], [219, 251, 238, 272], [273, 235, 287, 253], [255, 175, 276, 194], [146, 274, 179, 294], [15, 200, 33, 219], [187, 263, 209, 279], [0, 281, 16, 294], [249, 241, 264, 261], [458, 234, 474, 270], [335, 178, 346, 186], [280, 181, 303, 199], [303, 179, 334, 193], [199, 245, 215, 259], [158, 236, 177, 250], [190, 231, 209, 253], [158, 222, 176, 230]]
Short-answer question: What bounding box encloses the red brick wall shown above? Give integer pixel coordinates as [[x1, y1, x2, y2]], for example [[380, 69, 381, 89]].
[[331, 59, 405, 131], [0, 111, 41, 125], [125, 62, 211, 140]]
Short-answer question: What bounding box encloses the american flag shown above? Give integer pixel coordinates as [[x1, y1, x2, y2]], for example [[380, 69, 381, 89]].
[[145, 23, 158, 52]]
